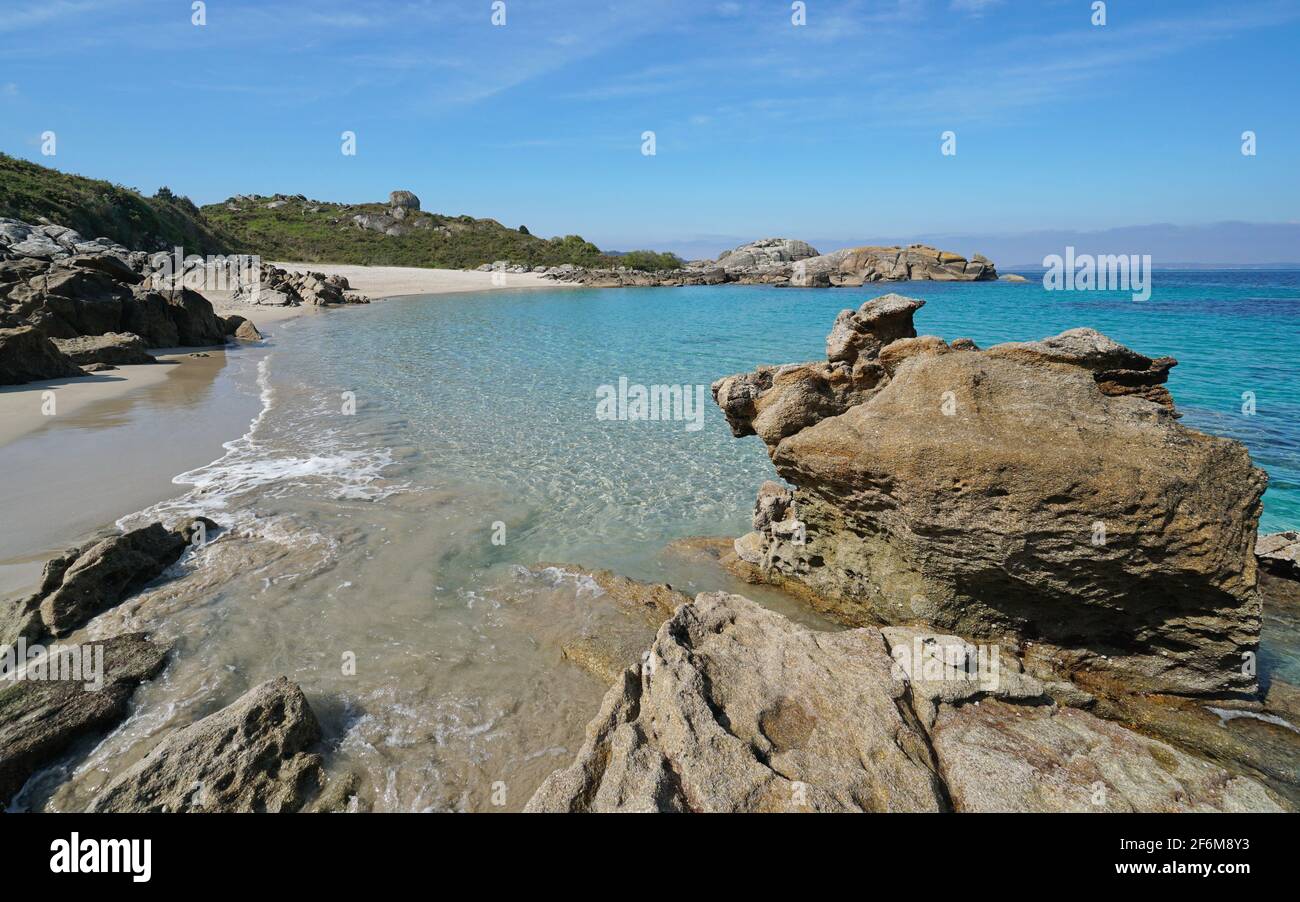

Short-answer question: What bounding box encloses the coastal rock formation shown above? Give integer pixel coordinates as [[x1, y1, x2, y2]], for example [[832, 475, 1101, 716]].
[[0, 219, 237, 382], [536, 239, 997, 287], [89, 677, 324, 813], [230, 263, 370, 307], [526, 592, 949, 812], [932, 699, 1283, 812], [714, 237, 820, 273], [528, 592, 1285, 812], [51, 331, 154, 367], [526, 563, 690, 684], [712, 294, 1265, 696], [1258, 532, 1300, 580], [0, 324, 84, 385], [0, 633, 170, 806], [26, 519, 215, 638], [221, 314, 263, 341]]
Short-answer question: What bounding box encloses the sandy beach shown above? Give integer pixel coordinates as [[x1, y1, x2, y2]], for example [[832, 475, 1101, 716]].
[[0, 264, 559, 452]]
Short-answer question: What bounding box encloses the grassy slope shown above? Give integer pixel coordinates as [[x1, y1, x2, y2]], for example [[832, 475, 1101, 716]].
[[202, 196, 683, 270], [0, 153, 684, 270], [0, 153, 241, 255]]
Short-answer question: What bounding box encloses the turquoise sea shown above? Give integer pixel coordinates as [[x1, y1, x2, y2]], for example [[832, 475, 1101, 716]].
[[24, 271, 1300, 811]]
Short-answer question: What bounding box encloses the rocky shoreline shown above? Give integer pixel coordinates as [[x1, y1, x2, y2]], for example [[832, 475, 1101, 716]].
[[2, 233, 1297, 813], [480, 237, 1028, 288], [0, 216, 368, 386]]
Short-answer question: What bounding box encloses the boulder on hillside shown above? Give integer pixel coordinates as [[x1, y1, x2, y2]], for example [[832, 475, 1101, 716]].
[[88, 677, 324, 813], [712, 294, 1264, 696], [389, 190, 420, 210], [0, 633, 170, 806], [0, 325, 84, 384], [52, 332, 154, 367]]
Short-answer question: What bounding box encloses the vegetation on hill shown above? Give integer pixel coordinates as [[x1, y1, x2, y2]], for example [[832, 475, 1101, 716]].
[[0, 153, 240, 255], [0, 155, 686, 271], [202, 194, 684, 271]]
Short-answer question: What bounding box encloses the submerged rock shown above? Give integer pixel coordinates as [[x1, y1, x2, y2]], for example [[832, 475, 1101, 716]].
[[89, 676, 324, 812], [712, 294, 1265, 696], [0, 633, 170, 806]]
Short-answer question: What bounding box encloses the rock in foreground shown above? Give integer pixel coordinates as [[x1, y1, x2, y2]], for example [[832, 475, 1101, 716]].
[[89, 676, 324, 813], [528, 592, 1287, 813], [712, 294, 1265, 696], [27, 519, 214, 638], [527, 591, 949, 812], [0, 324, 83, 385], [0, 633, 169, 806]]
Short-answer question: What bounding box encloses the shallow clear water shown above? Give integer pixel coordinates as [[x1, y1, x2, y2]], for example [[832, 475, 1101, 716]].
[[20, 273, 1300, 811]]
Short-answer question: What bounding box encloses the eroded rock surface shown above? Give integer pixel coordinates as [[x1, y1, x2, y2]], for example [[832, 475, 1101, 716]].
[[0, 633, 169, 806], [527, 592, 949, 812], [24, 519, 214, 638], [89, 676, 324, 813], [712, 294, 1265, 696], [528, 592, 1288, 812], [0, 324, 83, 384]]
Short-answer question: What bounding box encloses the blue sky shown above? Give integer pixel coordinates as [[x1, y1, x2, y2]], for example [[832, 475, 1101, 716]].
[[2, 0, 1298, 259]]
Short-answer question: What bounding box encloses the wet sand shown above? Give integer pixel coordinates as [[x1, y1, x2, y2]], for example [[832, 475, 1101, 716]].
[[0, 347, 265, 596]]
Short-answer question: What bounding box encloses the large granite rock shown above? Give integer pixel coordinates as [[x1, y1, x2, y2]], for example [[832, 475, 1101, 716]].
[[24, 519, 214, 638], [51, 331, 154, 367], [88, 676, 324, 812], [0, 633, 170, 806], [932, 698, 1284, 812], [712, 294, 1265, 696], [526, 591, 949, 812], [230, 263, 369, 307], [528, 592, 1286, 812], [714, 237, 820, 273], [0, 325, 84, 384], [0, 220, 233, 383]]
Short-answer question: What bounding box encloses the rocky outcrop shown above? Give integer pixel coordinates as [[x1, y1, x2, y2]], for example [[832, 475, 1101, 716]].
[[1, 218, 236, 382], [932, 698, 1283, 812], [536, 239, 997, 287], [230, 263, 370, 307], [388, 190, 420, 211], [88, 676, 324, 813], [527, 592, 949, 812], [712, 294, 1265, 697], [51, 332, 154, 367], [221, 314, 262, 341], [0, 325, 84, 385], [20, 519, 214, 638], [1258, 532, 1300, 580], [714, 238, 820, 273], [0, 633, 170, 806], [527, 592, 1285, 812]]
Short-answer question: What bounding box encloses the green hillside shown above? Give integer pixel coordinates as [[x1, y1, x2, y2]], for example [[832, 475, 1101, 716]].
[[0, 154, 684, 271], [0, 153, 240, 255], [202, 193, 682, 271]]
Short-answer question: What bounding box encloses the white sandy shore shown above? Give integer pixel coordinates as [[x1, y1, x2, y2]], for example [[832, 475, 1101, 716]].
[[0, 263, 562, 451]]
